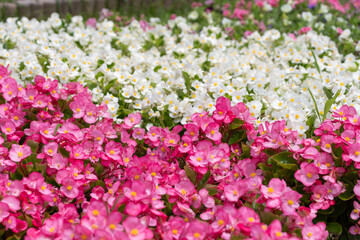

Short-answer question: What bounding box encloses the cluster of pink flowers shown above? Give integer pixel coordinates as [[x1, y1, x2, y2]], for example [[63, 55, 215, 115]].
[[1, 65, 360, 239]]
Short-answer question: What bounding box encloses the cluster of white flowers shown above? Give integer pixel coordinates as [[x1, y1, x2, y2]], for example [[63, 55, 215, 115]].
[[0, 13, 359, 135]]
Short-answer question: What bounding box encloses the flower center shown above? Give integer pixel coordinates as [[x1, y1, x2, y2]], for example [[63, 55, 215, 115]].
[[130, 229, 139, 236]]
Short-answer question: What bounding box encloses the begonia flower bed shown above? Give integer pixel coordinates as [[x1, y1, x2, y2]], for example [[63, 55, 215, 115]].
[[1, 0, 360, 239]]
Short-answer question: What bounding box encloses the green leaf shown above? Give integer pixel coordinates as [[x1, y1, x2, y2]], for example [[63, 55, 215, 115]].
[[310, 48, 321, 74], [182, 71, 192, 93], [338, 188, 355, 201], [240, 143, 251, 158], [201, 60, 212, 72], [153, 65, 161, 72], [204, 184, 218, 196], [318, 206, 334, 215], [85, 82, 98, 90], [19, 62, 25, 71], [59, 147, 70, 158], [342, 171, 359, 184], [259, 212, 282, 225], [308, 88, 321, 122], [326, 222, 342, 235], [323, 89, 341, 122], [197, 170, 211, 191], [229, 119, 244, 130], [53, 124, 62, 135], [104, 79, 117, 92], [323, 87, 334, 100], [26, 139, 39, 152], [258, 163, 272, 172], [306, 114, 316, 128], [184, 163, 197, 184], [228, 129, 246, 145], [270, 151, 298, 170]]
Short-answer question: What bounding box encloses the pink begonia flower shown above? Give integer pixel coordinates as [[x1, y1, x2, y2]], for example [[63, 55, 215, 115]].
[[124, 180, 150, 202], [302, 222, 328, 240], [354, 180, 360, 197], [267, 219, 288, 239], [294, 162, 319, 186], [188, 151, 208, 174], [132, 127, 145, 140], [183, 220, 209, 240], [69, 99, 86, 119], [205, 122, 222, 142], [0, 120, 16, 135], [43, 142, 58, 157], [123, 216, 153, 240], [9, 144, 31, 162], [238, 206, 260, 225], [1, 196, 20, 212], [123, 112, 141, 129], [299, 26, 312, 35], [347, 143, 360, 162], [84, 103, 99, 124], [261, 178, 286, 199], [281, 190, 302, 215], [300, 147, 320, 160], [311, 184, 328, 203], [2, 80, 18, 101], [288, 33, 297, 40], [86, 200, 107, 219], [244, 30, 253, 39], [174, 180, 196, 200], [320, 135, 335, 153], [350, 225, 360, 235], [86, 18, 97, 28], [324, 181, 343, 200], [351, 201, 360, 220], [47, 153, 68, 170], [199, 189, 215, 208], [60, 178, 79, 199], [0, 202, 10, 222], [33, 94, 51, 108], [41, 218, 63, 236], [184, 123, 199, 141], [224, 181, 247, 202], [164, 132, 180, 147], [104, 140, 122, 161], [337, 27, 343, 34]]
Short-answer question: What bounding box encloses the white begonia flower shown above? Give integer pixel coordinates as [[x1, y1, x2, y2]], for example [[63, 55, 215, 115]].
[[324, 13, 332, 22], [319, 4, 329, 13], [281, 4, 292, 13], [302, 12, 314, 22], [221, 18, 232, 27], [263, 3, 273, 11], [188, 11, 199, 20], [0, 12, 359, 131], [356, 41, 360, 51], [339, 29, 351, 42], [315, 22, 325, 31]]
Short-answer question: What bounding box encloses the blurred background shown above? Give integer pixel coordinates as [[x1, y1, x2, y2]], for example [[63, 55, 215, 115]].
[[0, 0, 215, 21]]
